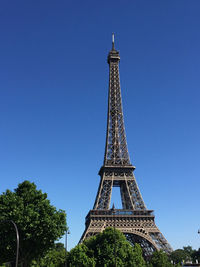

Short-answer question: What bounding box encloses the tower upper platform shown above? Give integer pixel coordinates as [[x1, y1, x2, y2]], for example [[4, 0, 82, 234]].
[[107, 34, 120, 63]]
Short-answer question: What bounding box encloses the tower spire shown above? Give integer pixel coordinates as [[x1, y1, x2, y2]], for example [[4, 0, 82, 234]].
[[112, 33, 115, 50]]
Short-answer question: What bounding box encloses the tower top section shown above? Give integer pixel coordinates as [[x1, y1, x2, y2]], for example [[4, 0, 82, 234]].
[[107, 33, 120, 64], [104, 35, 131, 167]]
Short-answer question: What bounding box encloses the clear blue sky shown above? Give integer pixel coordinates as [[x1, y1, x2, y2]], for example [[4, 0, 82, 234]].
[[0, 0, 200, 251]]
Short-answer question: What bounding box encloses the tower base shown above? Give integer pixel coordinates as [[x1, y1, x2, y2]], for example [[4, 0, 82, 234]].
[[80, 209, 172, 258]]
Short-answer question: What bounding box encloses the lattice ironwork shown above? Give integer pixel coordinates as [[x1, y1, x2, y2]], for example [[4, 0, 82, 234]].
[[80, 35, 172, 256], [125, 233, 156, 258], [104, 42, 130, 166], [93, 169, 146, 211]]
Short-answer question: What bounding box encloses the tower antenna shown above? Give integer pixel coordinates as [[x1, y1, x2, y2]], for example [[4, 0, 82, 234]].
[[112, 33, 115, 50]]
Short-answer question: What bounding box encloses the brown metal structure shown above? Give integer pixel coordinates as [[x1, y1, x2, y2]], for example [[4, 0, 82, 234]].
[[80, 35, 172, 257]]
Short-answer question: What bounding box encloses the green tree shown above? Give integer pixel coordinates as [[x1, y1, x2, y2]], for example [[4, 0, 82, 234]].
[[67, 227, 146, 267], [170, 246, 197, 264], [31, 243, 66, 267], [0, 181, 67, 267], [192, 248, 200, 264], [148, 250, 173, 267], [131, 243, 146, 267], [183, 246, 193, 262], [170, 249, 188, 264], [67, 243, 95, 267]]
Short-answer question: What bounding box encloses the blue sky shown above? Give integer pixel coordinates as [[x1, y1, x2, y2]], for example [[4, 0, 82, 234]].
[[0, 0, 200, 250]]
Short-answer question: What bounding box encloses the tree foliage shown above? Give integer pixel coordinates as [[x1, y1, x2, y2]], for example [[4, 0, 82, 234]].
[[170, 246, 199, 264], [0, 181, 67, 267], [170, 249, 188, 264], [147, 250, 173, 267], [67, 243, 95, 267], [31, 243, 66, 267], [67, 227, 146, 267], [192, 248, 200, 263]]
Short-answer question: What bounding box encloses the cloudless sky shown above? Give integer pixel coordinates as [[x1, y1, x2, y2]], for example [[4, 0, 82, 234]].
[[0, 0, 200, 250]]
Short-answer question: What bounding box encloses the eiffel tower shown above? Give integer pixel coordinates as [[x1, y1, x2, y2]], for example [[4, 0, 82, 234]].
[[80, 34, 172, 257]]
